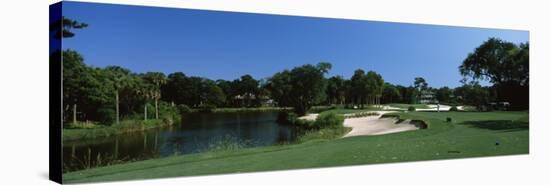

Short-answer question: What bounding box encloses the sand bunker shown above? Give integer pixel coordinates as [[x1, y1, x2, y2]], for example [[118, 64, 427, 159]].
[[298, 111, 420, 137], [342, 116, 418, 137]]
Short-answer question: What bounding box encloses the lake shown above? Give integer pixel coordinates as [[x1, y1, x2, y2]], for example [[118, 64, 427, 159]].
[[62, 111, 297, 172]]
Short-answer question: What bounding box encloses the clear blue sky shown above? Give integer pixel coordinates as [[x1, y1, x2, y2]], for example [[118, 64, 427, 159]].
[[62, 1, 528, 88]]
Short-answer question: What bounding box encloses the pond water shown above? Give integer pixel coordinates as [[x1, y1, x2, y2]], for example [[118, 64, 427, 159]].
[[62, 112, 297, 172]]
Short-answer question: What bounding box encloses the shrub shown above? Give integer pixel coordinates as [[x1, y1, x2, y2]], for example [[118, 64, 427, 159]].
[[177, 104, 191, 114], [410, 120, 428, 129], [295, 119, 316, 128], [97, 106, 116, 125], [158, 102, 181, 124], [297, 127, 351, 143], [380, 113, 405, 124], [276, 112, 298, 125], [380, 113, 400, 119], [408, 106, 416, 111], [449, 106, 459, 111], [446, 117, 452, 122], [346, 112, 380, 118], [314, 112, 344, 129]]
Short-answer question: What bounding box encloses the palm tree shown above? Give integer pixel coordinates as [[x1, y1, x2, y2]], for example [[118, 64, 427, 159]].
[[143, 72, 167, 119], [113, 76, 125, 125], [136, 85, 153, 121], [51, 16, 88, 40], [106, 66, 133, 125]]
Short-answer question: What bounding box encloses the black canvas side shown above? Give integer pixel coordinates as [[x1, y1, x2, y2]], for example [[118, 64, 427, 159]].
[[49, 1, 63, 184]]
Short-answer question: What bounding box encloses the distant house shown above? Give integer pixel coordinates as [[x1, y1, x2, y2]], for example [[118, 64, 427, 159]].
[[419, 90, 437, 104]]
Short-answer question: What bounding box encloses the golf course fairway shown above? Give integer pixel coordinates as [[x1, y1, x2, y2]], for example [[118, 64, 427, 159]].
[[63, 111, 528, 183]]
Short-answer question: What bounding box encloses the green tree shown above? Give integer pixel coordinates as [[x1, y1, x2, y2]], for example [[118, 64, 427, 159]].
[[162, 72, 190, 106], [199, 79, 226, 107], [413, 77, 428, 104], [457, 82, 491, 110], [366, 71, 384, 107], [267, 62, 332, 115], [435, 86, 453, 104], [142, 72, 167, 119], [61, 50, 95, 124], [104, 66, 135, 125], [382, 83, 401, 104], [326, 76, 346, 105], [460, 38, 529, 109], [216, 79, 237, 107], [50, 17, 88, 39], [136, 83, 154, 120], [350, 69, 368, 108], [235, 75, 260, 107], [51, 17, 90, 125]]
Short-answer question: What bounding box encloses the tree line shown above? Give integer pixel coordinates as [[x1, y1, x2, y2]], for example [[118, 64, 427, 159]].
[[54, 18, 529, 127]]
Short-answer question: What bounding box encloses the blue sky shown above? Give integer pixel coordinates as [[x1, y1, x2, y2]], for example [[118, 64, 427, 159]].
[[62, 2, 528, 88]]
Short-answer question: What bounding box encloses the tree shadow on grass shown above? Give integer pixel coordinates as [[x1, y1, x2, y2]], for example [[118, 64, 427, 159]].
[[460, 120, 529, 132]]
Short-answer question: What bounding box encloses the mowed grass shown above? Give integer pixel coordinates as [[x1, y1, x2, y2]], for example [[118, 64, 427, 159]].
[[63, 111, 528, 184]]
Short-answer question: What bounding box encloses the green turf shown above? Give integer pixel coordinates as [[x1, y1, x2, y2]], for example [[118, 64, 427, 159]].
[[63, 111, 528, 184]]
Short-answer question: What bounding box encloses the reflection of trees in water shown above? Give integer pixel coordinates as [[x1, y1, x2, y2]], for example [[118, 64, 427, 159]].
[[64, 113, 297, 172], [63, 132, 164, 173]]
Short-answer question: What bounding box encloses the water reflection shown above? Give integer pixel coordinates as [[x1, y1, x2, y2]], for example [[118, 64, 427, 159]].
[[62, 112, 296, 172]]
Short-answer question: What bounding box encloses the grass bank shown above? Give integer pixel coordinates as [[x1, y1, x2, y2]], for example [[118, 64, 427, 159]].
[[64, 111, 528, 183], [63, 119, 177, 142]]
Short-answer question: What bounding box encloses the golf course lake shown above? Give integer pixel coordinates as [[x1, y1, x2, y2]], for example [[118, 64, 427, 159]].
[[62, 112, 297, 171]]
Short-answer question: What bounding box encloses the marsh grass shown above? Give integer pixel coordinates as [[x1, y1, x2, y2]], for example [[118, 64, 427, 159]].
[[296, 127, 352, 143], [203, 135, 256, 153], [63, 119, 175, 142]]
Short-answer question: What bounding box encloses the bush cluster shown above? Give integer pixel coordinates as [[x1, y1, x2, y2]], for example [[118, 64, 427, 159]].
[[314, 112, 344, 128], [380, 113, 405, 124], [158, 102, 181, 125], [346, 112, 379, 118], [276, 111, 298, 125], [410, 119, 428, 129], [408, 106, 416, 111], [277, 111, 344, 129]]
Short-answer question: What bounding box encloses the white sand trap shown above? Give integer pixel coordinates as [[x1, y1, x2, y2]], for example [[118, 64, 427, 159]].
[[298, 111, 420, 137], [299, 113, 318, 121], [342, 112, 418, 137]]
